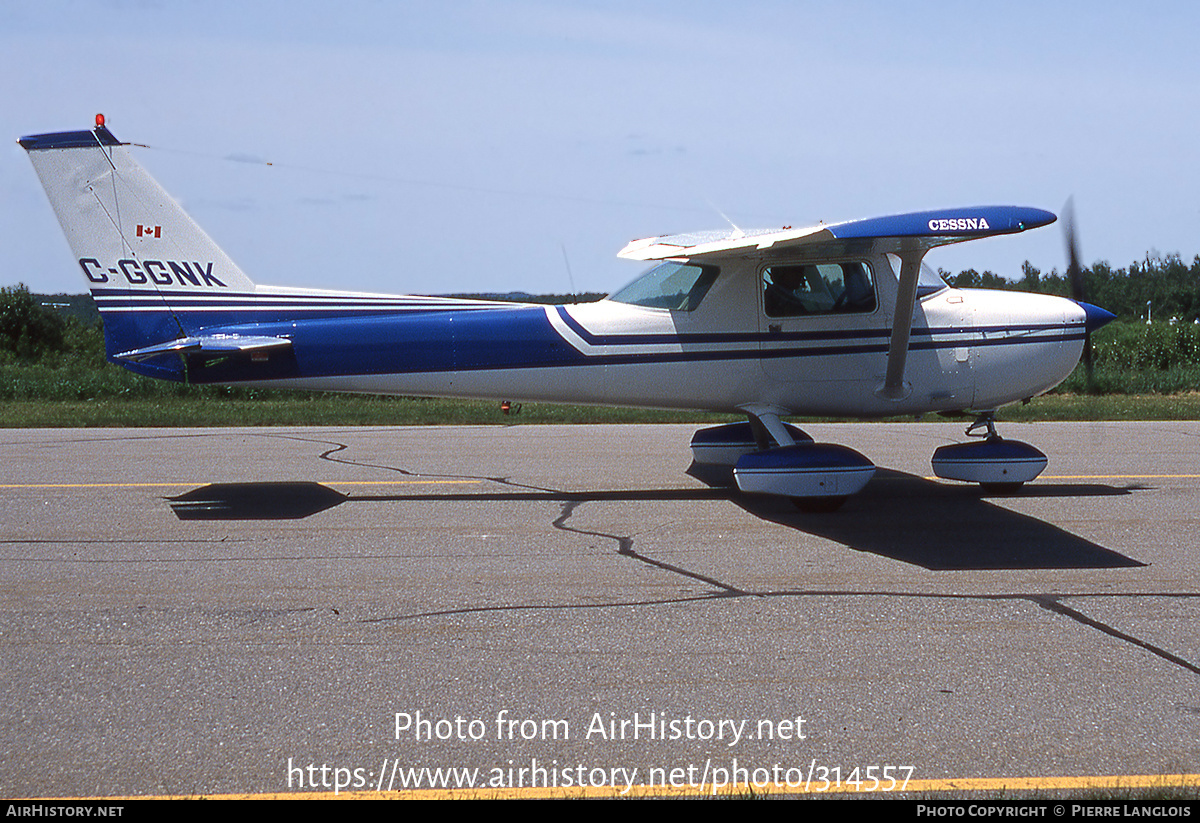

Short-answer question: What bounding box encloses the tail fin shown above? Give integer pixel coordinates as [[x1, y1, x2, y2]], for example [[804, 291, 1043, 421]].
[[19, 120, 257, 364]]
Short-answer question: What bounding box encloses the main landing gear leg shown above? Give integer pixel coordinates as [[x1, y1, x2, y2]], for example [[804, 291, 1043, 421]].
[[688, 414, 811, 467], [931, 411, 1048, 493]]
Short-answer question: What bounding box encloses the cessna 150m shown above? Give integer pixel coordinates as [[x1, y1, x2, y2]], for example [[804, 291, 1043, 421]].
[[20, 117, 1114, 508]]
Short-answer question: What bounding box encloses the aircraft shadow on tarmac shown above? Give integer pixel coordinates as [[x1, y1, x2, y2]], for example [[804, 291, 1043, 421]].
[[703, 466, 1144, 571], [168, 482, 348, 520], [166, 468, 1144, 572]]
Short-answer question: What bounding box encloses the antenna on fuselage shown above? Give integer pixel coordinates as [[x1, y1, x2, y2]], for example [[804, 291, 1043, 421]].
[[560, 242, 578, 303]]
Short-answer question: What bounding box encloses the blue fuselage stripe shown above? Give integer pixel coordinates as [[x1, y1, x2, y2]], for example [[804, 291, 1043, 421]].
[[553, 306, 1077, 346], [105, 301, 1082, 384]]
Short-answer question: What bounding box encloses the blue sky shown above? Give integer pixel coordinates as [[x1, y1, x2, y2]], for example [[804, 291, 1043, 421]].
[[3, 1, 1197, 297]]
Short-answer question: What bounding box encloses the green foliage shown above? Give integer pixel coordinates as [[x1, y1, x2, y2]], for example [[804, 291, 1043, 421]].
[[941, 268, 1011, 290], [1019, 261, 1043, 291], [1092, 321, 1200, 370], [1052, 321, 1200, 394], [0, 285, 66, 360], [0, 397, 740, 428]]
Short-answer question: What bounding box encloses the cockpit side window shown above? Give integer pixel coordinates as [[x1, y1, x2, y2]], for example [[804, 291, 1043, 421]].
[[762, 262, 877, 317], [608, 261, 720, 312]]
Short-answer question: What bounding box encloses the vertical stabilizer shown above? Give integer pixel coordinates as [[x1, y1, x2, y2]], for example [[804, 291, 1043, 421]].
[[19, 120, 256, 358]]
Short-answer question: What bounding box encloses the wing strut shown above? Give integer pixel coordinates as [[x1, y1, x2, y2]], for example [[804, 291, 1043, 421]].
[[876, 249, 927, 401]]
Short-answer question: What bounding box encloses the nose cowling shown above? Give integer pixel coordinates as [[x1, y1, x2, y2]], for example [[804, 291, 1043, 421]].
[[968, 290, 1100, 409]]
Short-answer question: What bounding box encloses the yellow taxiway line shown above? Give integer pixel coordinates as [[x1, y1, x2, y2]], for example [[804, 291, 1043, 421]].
[[0, 480, 482, 489], [925, 474, 1200, 482], [20, 772, 1200, 800]]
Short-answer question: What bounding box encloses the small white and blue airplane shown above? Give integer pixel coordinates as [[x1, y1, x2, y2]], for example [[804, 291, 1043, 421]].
[[20, 116, 1114, 509]]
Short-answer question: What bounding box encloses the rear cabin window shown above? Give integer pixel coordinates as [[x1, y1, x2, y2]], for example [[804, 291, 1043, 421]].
[[762, 262, 877, 317], [609, 261, 719, 312]]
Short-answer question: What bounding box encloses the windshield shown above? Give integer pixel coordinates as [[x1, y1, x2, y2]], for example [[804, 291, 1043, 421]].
[[887, 254, 948, 298], [608, 261, 719, 311], [918, 261, 949, 297]]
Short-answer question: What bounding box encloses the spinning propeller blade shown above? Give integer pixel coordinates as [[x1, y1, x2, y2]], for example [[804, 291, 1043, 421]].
[[1063, 197, 1096, 392]]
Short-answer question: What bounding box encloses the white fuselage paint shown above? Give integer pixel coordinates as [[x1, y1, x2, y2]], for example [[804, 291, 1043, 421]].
[[251, 253, 1086, 418]]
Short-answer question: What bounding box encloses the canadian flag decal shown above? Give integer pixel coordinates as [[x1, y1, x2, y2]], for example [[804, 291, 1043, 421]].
[[136, 224, 161, 238]]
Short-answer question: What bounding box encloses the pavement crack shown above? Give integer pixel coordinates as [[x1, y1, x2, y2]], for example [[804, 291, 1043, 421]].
[[617, 543, 749, 597], [264, 433, 1198, 656], [1030, 594, 1200, 676], [553, 500, 746, 596], [268, 432, 559, 493], [266, 433, 746, 596], [360, 593, 731, 623]]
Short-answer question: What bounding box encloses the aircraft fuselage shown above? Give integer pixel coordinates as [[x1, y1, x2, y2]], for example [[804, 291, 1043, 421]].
[[106, 251, 1086, 419]]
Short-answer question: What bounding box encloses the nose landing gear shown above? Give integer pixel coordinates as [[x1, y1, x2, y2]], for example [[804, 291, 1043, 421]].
[[931, 411, 1048, 492]]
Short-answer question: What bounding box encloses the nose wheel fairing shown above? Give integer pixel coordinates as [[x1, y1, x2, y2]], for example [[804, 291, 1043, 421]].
[[930, 411, 1047, 490], [931, 438, 1048, 488]]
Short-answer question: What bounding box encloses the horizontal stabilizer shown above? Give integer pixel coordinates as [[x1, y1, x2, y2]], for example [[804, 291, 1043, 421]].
[[114, 334, 292, 363]]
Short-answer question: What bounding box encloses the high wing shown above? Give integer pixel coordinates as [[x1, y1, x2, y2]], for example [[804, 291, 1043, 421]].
[[619, 207, 1057, 262], [621, 206, 1057, 401]]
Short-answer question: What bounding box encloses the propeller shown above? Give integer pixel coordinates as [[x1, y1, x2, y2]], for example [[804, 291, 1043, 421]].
[[1063, 197, 1096, 393]]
